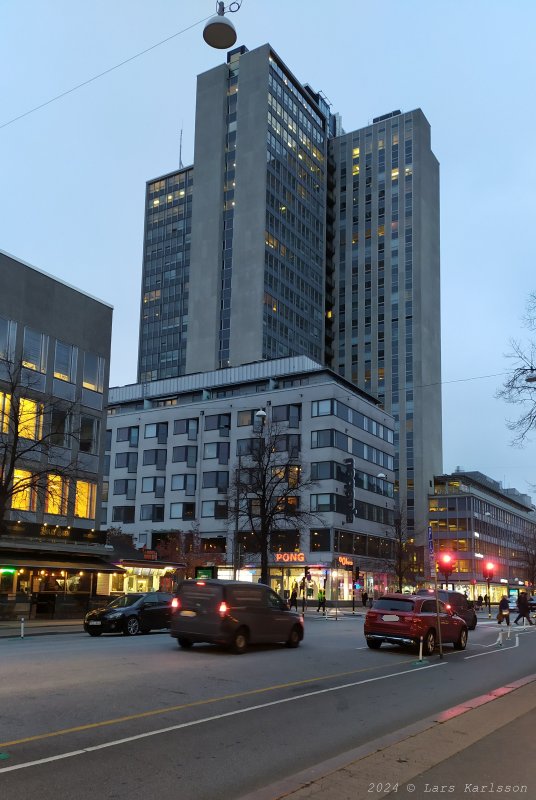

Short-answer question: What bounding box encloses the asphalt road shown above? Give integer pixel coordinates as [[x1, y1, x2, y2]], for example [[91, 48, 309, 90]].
[[1, 614, 535, 800]]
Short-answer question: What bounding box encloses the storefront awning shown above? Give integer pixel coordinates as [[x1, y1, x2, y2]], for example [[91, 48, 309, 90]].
[[0, 555, 123, 573]]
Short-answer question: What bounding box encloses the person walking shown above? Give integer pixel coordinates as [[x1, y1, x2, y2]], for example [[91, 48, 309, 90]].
[[361, 591, 368, 608], [497, 595, 510, 626], [514, 592, 533, 626], [316, 586, 326, 614], [289, 586, 298, 611]]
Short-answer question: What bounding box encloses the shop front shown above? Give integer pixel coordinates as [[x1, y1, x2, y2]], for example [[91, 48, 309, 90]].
[[112, 554, 185, 595]]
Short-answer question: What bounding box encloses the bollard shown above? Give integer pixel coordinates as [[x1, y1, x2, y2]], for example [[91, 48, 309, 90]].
[[20, 616, 25, 639], [507, 625, 511, 640], [497, 628, 503, 647], [418, 635, 423, 662]]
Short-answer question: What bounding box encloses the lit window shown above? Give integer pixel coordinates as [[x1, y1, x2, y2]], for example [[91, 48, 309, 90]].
[[391, 168, 399, 180], [22, 327, 47, 372], [54, 341, 76, 382], [83, 352, 105, 393], [46, 474, 68, 515], [352, 147, 360, 157], [0, 391, 10, 434], [352, 164, 360, 175], [74, 481, 96, 519], [18, 397, 43, 440], [11, 469, 35, 511]]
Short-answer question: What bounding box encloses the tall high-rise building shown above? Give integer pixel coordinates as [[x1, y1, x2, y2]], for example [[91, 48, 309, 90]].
[[135, 44, 442, 542]]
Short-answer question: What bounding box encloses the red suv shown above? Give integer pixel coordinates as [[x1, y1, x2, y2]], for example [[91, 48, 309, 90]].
[[364, 593, 468, 655]]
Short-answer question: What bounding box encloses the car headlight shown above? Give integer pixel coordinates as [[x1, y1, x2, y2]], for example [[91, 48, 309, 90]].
[[105, 612, 123, 620]]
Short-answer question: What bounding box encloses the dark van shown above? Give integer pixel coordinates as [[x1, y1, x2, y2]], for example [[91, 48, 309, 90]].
[[170, 579, 304, 654], [415, 589, 477, 630]]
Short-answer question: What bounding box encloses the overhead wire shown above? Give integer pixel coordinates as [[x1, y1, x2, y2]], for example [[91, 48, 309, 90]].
[[0, 14, 211, 131]]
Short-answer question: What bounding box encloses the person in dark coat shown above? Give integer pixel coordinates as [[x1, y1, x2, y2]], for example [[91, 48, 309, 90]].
[[289, 586, 298, 611], [497, 595, 510, 626], [514, 592, 533, 625], [361, 591, 368, 608]]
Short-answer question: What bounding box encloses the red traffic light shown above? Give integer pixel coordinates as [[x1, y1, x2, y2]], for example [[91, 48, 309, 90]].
[[483, 561, 495, 580], [439, 554, 453, 565]]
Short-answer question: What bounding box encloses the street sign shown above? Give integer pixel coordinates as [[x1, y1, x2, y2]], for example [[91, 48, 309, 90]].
[[428, 526, 436, 576]]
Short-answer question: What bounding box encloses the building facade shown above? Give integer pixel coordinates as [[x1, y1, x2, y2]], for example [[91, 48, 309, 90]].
[[0, 250, 113, 617], [105, 357, 396, 602], [135, 44, 441, 550], [429, 470, 536, 602]]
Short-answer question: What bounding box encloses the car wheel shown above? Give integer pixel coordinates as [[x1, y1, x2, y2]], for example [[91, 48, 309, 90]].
[[88, 630, 102, 637], [454, 627, 468, 650], [423, 629, 436, 656], [366, 639, 381, 649], [177, 637, 193, 649], [231, 627, 248, 654], [285, 625, 302, 648], [124, 617, 140, 636]]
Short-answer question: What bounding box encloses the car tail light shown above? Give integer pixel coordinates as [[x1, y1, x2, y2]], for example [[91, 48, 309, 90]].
[[445, 603, 452, 611], [171, 597, 180, 612], [196, 581, 206, 586], [218, 601, 229, 617]]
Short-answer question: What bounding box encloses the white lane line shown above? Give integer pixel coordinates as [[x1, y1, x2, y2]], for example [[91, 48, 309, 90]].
[[464, 635, 520, 659], [0, 663, 445, 773]]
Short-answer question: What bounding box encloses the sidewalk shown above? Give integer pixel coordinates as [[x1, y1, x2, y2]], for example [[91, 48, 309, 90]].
[[0, 618, 84, 638], [239, 674, 536, 800]]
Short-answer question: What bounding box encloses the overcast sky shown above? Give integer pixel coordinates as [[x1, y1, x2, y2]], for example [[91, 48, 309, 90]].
[[1, 1, 535, 494]]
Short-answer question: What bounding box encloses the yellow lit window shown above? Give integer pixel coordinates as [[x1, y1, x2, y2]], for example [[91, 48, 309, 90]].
[[74, 480, 96, 519], [46, 474, 68, 516], [11, 469, 35, 511], [391, 168, 399, 180], [352, 147, 360, 157], [405, 166, 413, 176], [0, 391, 10, 434], [18, 397, 43, 440], [377, 225, 385, 237], [288, 465, 300, 489], [153, 198, 159, 207], [326, 310, 333, 319], [352, 164, 360, 175]]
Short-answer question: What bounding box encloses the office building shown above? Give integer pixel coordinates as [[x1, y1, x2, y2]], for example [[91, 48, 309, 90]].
[[135, 44, 441, 546], [0, 250, 113, 617], [105, 357, 396, 601]]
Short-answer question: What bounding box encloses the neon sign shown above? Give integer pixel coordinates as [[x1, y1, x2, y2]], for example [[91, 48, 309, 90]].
[[274, 552, 305, 563]]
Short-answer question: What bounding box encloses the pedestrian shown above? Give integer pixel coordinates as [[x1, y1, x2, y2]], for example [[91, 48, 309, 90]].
[[316, 586, 326, 614], [289, 586, 298, 611], [497, 595, 510, 626], [477, 594, 483, 610], [483, 593, 489, 608], [361, 591, 368, 608], [514, 592, 533, 626]]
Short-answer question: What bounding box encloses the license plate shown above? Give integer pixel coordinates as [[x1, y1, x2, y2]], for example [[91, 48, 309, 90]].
[[382, 614, 400, 622], [180, 610, 196, 617], [88, 621, 102, 626]]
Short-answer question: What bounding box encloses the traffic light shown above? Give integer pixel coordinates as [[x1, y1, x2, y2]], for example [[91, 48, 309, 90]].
[[343, 458, 355, 523], [483, 561, 495, 581]]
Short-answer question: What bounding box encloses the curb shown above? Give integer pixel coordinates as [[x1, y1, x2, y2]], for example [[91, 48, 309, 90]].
[[237, 673, 536, 800]]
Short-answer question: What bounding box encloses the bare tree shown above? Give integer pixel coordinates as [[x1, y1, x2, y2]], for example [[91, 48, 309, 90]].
[[497, 293, 536, 446], [375, 504, 419, 592], [227, 417, 318, 585], [0, 357, 82, 527], [153, 523, 225, 579], [511, 530, 536, 590]]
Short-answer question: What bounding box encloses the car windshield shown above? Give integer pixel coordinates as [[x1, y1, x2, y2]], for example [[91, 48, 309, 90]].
[[107, 594, 143, 609], [373, 598, 415, 612]]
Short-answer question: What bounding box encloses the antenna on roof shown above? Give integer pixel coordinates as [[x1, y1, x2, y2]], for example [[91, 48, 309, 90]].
[[179, 126, 184, 169]]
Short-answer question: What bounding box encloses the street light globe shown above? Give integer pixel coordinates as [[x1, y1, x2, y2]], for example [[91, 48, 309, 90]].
[[203, 3, 237, 49], [255, 409, 267, 420]]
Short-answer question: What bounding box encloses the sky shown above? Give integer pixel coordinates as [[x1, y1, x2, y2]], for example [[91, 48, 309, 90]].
[[1, 0, 535, 494]]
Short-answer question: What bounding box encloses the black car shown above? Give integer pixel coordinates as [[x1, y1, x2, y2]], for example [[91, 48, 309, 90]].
[[415, 589, 477, 630], [84, 592, 173, 636]]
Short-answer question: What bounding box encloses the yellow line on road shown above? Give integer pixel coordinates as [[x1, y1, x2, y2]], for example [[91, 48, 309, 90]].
[[1, 659, 414, 748]]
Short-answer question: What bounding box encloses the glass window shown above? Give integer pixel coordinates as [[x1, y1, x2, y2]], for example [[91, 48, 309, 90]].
[[18, 397, 43, 440], [50, 408, 70, 448], [22, 327, 47, 372], [112, 506, 135, 524], [145, 424, 157, 438], [11, 469, 35, 511], [0, 316, 16, 361], [54, 341, 76, 382], [79, 415, 100, 454], [310, 528, 331, 551], [117, 426, 139, 447], [45, 474, 68, 515], [74, 480, 96, 518], [0, 391, 11, 435], [237, 410, 255, 426], [140, 504, 164, 522], [83, 352, 104, 393], [170, 502, 196, 520]]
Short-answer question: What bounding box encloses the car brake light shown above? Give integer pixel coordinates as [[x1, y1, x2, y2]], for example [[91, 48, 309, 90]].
[[445, 603, 452, 611], [196, 581, 206, 586], [218, 601, 228, 616], [171, 597, 180, 611]]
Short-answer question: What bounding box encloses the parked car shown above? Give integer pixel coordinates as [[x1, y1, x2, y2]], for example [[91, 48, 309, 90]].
[[170, 579, 304, 654], [364, 593, 468, 655], [84, 592, 174, 636], [415, 589, 477, 630]]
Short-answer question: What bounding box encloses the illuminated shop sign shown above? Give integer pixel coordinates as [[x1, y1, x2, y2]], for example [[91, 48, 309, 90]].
[[338, 556, 353, 567], [275, 552, 305, 563]]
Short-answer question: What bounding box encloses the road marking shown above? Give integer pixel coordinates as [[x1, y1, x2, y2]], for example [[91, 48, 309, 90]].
[[464, 636, 520, 659], [0, 658, 417, 748], [0, 663, 445, 774]]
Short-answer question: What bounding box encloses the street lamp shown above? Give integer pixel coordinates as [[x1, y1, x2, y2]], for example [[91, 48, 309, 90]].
[[483, 561, 495, 619], [203, 1, 241, 50]]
